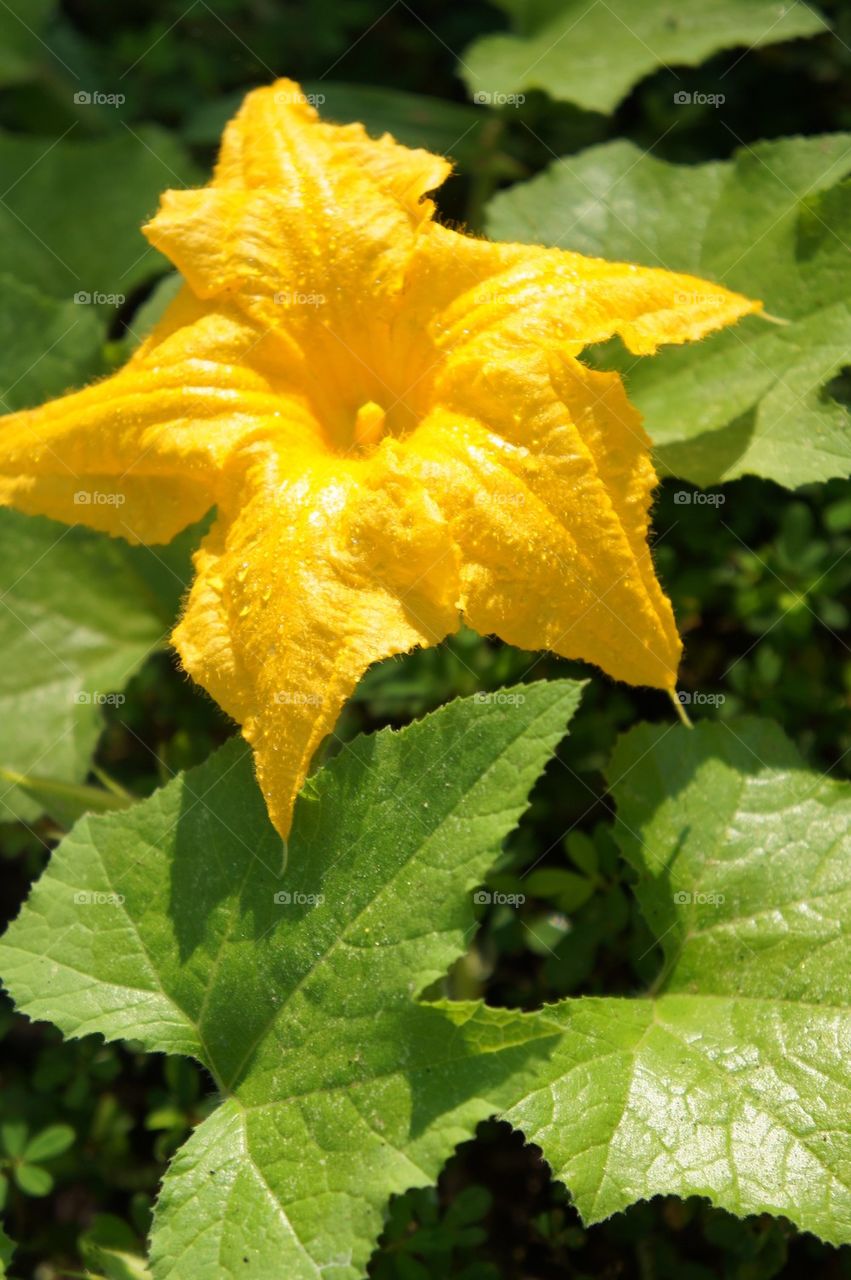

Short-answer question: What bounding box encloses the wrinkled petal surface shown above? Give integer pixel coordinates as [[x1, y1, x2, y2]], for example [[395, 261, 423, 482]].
[[174, 443, 461, 837], [0, 290, 319, 542]]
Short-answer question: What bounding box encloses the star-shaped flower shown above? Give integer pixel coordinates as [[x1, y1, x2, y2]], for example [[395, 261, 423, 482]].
[[0, 81, 759, 838]]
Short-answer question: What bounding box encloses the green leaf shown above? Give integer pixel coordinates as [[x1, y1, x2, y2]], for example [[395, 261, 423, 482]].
[[487, 134, 851, 486], [0, 680, 584, 1278], [145, 1108, 186, 1133], [124, 274, 183, 350], [563, 830, 598, 878], [13, 1163, 53, 1197], [0, 509, 197, 823], [0, 1221, 14, 1276], [0, 128, 195, 422], [80, 1213, 151, 1280], [6, 691, 851, 1265], [0, 127, 196, 314], [0, 0, 56, 87], [22, 1122, 75, 1162], [462, 0, 827, 114], [0, 274, 104, 413], [523, 867, 593, 911], [0, 1122, 27, 1159], [184, 83, 486, 167], [313, 83, 486, 165], [505, 717, 851, 1243]]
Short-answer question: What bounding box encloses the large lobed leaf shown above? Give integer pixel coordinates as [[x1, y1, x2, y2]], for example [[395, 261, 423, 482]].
[[3, 683, 851, 1275], [0, 126, 197, 425], [509, 716, 851, 1239], [0, 127, 196, 316], [0, 510, 197, 823], [0, 275, 103, 413], [1, 681, 584, 1277], [463, 0, 827, 115], [487, 134, 851, 486]]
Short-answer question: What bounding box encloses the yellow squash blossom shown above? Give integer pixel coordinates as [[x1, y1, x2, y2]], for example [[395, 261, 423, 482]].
[[0, 81, 759, 838]]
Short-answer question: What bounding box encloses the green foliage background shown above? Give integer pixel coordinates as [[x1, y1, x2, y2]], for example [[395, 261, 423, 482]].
[[0, 1, 850, 1276]]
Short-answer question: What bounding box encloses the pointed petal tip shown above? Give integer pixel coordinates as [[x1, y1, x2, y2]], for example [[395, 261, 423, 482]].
[[620, 283, 762, 356]]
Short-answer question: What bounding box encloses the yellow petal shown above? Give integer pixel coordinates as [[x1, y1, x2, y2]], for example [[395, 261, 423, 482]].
[[414, 223, 760, 360], [389, 355, 680, 691], [213, 80, 451, 217], [144, 81, 451, 345], [173, 445, 460, 838], [0, 290, 319, 542]]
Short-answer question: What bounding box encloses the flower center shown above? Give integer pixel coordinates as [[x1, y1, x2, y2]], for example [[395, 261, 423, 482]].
[[297, 321, 439, 454], [353, 400, 387, 450]]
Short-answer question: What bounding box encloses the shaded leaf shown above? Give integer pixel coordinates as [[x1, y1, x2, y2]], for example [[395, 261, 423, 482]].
[[0, 509, 199, 823], [0, 274, 104, 414], [463, 0, 826, 114], [0, 127, 197, 312], [13, 1163, 52, 1196], [487, 135, 851, 486], [80, 1213, 151, 1280], [0, 0, 56, 87], [22, 1122, 75, 1162]]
